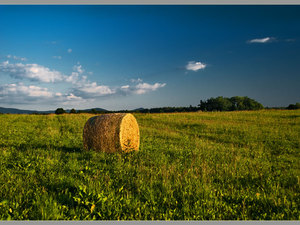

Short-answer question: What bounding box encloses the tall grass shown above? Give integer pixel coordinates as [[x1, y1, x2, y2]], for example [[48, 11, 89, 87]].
[[0, 110, 299, 220]]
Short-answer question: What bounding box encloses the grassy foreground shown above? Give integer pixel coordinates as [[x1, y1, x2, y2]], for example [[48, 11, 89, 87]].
[[0, 110, 299, 220]]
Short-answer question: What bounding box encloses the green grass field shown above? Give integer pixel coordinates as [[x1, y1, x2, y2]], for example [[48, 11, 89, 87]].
[[0, 110, 299, 220]]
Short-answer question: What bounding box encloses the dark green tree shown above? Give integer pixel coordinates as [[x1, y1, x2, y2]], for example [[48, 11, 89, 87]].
[[214, 96, 232, 111], [55, 108, 66, 114], [199, 96, 264, 111], [70, 108, 76, 114], [241, 96, 264, 110], [287, 103, 300, 109], [230, 96, 244, 110]]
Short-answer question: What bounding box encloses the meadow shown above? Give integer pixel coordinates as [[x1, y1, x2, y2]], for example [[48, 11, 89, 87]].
[[0, 110, 299, 220]]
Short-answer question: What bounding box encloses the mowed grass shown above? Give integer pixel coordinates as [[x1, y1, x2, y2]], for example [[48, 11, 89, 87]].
[[0, 110, 299, 220]]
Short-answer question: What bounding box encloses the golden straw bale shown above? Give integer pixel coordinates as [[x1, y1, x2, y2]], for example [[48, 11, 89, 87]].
[[83, 113, 140, 153]]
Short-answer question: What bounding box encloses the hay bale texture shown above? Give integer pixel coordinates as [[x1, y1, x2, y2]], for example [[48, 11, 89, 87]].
[[83, 113, 140, 153]]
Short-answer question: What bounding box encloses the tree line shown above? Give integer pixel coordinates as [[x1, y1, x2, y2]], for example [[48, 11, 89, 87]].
[[198, 96, 264, 111], [54, 96, 300, 114], [287, 103, 300, 110]]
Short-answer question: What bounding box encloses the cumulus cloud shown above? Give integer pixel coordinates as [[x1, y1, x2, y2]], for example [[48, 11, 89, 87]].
[[0, 61, 115, 100], [72, 81, 115, 99], [134, 82, 166, 94], [65, 72, 80, 84], [71, 78, 166, 99], [53, 56, 62, 60], [186, 61, 206, 71], [61, 94, 85, 106], [0, 61, 64, 83], [0, 83, 55, 104], [67, 48, 72, 53], [64, 64, 117, 99], [68, 72, 167, 98], [64, 64, 87, 85], [119, 80, 166, 95], [0, 59, 167, 105], [66, 93, 83, 101], [0, 82, 84, 105], [247, 37, 275, 44]]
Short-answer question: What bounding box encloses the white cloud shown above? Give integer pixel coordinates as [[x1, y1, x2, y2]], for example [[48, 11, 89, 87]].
[[53, 56, 62, 60], [73, 64, 84, 74], [64, 64, 111, 99], [0, 59, 167, 105], [134, 82, 166, 94], [64, 64, 87, 85], [0, 61, 64, 83], [0, 83, 55, 103], [65, 72, 80, 84], [2, 60, 9, 66], [186, 61, 206, 71], [67, 48, 72, 53], [66, 93, 83, 101], [247, 37, 275, 43], [73, 81, 115, 98], [0, 82, 85, 105], [66, 64, 115, 99], [131, 78, 143, 83], [8, 83, 52, 97], [7, 55, 27, 61], [119, 81, 166, 95], [61, 94, 86, 106]]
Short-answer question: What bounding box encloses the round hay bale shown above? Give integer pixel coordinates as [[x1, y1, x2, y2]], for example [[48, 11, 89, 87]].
[[83, 113, 140, 153]]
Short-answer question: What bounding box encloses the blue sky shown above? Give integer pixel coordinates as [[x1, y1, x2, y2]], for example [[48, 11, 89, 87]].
[[0, 5, 299, 110]]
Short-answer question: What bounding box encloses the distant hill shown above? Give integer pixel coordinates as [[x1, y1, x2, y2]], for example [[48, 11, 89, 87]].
[[134, 108, 146, 111], [77, 108, 108, 113], [0, 107, 54, 114], [0, 107, 107, 114], [90, 108, 107, 112]]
